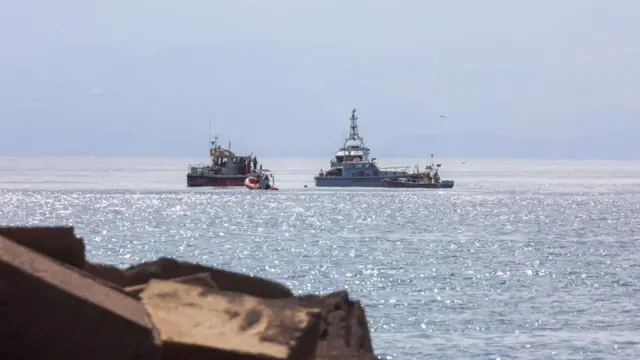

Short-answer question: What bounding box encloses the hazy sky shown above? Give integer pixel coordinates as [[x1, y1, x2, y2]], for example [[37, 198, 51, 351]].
[[0, 1, 638, 158]]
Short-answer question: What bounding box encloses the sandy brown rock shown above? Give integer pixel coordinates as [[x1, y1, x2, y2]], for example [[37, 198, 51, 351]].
[[125, 272, 217, 298], [295, 291, 376, 360], [0, 226, 85, 268], [122, 257, 293, 299], [140, 279, 321, 360], [0, 235, 160, 360]]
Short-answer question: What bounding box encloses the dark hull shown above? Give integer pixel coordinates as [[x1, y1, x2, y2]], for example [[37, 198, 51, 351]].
[[382, 179, 455, 189], [186, 174, 249, 187], [314, 175, 410, 187]]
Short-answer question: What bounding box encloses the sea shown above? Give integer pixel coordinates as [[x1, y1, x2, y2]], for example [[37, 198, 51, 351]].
[[1, 156, 639, 359]]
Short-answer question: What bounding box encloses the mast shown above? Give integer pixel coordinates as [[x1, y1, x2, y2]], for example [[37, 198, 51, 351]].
[[346, 108, 363, 143]]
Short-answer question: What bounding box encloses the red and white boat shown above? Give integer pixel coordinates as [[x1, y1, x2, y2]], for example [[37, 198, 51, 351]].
[[186, 136, 265, 187], [244, 174, 279, 191]]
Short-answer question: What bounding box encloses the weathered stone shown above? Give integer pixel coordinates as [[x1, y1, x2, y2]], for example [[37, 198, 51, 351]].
[[0, 235, 160, 360], [122, 257, 293, 299], [125, 272, 217, 298], [140, 279, 321, 360], [85, 262, 127, 285], [295, 291, 376, 360], [0, 226, 85, 268]]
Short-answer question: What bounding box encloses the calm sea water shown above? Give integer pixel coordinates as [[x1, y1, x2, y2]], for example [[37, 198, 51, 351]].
[[1, 156, 639, 359]]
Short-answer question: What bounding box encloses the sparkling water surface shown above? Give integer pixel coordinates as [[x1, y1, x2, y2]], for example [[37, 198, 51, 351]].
[[1, 156, 639, 359]]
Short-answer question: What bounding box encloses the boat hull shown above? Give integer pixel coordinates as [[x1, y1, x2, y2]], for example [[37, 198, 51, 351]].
[[314, 175, 410, 187], [382, 179, 455, 189], [186, 174, 248, 187]]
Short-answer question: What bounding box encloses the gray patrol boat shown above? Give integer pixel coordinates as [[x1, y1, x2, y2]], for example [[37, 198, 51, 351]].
[[314, 109, 412, 187]]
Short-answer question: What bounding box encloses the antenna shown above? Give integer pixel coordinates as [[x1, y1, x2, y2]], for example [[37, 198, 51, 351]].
[[346, 108, 363, 143]]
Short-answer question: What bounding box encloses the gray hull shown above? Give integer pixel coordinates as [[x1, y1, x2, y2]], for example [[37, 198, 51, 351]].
[[314, 176, 408, 187], [382, 179, 455, 189]]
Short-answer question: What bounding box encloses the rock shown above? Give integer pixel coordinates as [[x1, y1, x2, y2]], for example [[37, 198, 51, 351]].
[[139, 279, 322, 360], [85, 262, 127, 286], [0, 235, 161, 360], [295, 291, 376, 360], [84, 258, 293, 299], [124, 272, 217, 298], [0, 226, 382, 359], [0, 226, 85, 268], [121, 257, 293, 299]]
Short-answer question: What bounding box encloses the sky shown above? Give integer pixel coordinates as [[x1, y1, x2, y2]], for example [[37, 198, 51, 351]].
[[0, 0, 638, 159]]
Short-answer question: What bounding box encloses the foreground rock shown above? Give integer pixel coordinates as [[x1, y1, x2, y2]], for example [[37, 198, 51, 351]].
[[124, 272, 217, 298], [297, 292, 376, 359], [0, 234, 160, 360], [0, 226, 85, 268], [0, 226, 381, 360], [86, 257, 293, 299], [141, 279, 321, 359]]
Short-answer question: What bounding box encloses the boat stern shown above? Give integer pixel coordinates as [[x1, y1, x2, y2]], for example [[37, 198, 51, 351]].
[[440, 180, 455, 188]]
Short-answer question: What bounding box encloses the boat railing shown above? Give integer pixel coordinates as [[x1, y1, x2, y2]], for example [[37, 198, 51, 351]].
[[378, 166, 411, 172], [187, 163, 216, 173]]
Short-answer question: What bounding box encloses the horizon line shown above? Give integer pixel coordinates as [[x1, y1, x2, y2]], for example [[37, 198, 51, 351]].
[[0, 154, 638, 161]]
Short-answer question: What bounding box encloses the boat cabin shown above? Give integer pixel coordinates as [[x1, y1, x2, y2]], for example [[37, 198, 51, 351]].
[[189, 141, 256, 176], [332, 145, 369, 167], [322, 160, 409, 178], [330, 109, 372, 168]]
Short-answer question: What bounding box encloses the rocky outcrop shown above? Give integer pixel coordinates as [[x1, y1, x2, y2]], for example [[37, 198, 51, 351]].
[[0, 233, 160, 360], [296, 292, 376, 360], [0, 226, 381, 360], [83, 257, 293, 299], [0, 226, 85, 268], [141, 279, 321, 359], [122, 257, 293, 299], [124, 272, 217, 298]]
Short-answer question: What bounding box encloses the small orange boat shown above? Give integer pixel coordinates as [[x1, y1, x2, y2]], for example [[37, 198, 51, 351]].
[[244, 175, 279, 191]]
